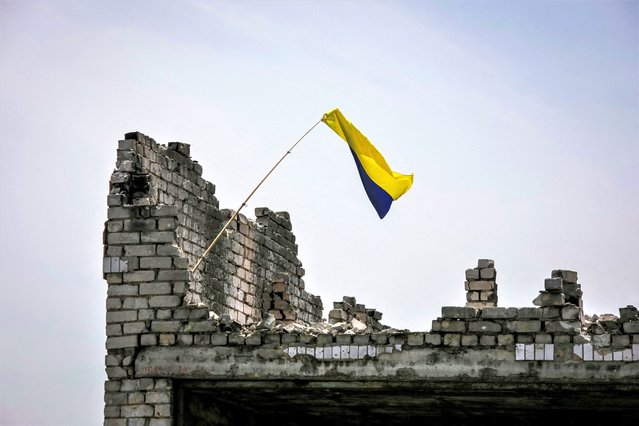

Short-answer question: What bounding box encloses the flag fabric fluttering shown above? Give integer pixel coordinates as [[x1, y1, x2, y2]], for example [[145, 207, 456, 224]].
[[321, 108, 414, 219]]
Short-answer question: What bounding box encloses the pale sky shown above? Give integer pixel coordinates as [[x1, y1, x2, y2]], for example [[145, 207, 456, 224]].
[[1, 0, 637, 424]]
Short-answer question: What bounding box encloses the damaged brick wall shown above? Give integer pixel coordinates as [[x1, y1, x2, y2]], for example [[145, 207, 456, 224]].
[[102, 133, 638, 426], [105, 131, 322, 325]]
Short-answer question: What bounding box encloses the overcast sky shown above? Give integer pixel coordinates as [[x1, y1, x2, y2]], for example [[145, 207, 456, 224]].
[[1, 0, 637, 424]]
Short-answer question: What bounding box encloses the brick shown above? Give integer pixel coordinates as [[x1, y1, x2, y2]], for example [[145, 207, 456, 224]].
[[465, 269, 479, 280], [467, 280, 495, 291], [105, 367, 127, 379], [122, 297, 148, 310], [151, 205, 179, 217], [104, 405, 120, 418], [506, 321, 541, 333], [623, 321, 639, 333], [211, 333, 228, 345], [104, 420, 126, 426], [442, 306, 478, 319], [461, 334, 478, 346], [545, 321, 581, 334], [106, 310, 137, 323], [440, 320, 466, 333], [139, 282, 172, 295], [149, 419, 172, 426], [407, 333, 425, 345], [353, 335, 370, 345], [141, 231, 175, 243], [123, 271, 155, 283], [108, 207, 135, 219], [146, 391, 171, 404], [424, 333, 442, 346], [158, 218, 177, 230], [141, 334, 158, 346], [478, 259, 494, 268], [151, 321, 182, 332], [159, 334, 176, 346], [479, 335, 496, 346], [125, 245, 156, 257], [106, 335, 138, 349], [121, 404, 154, 418], [149, 295, 182, 308], [107, 194, 124, 207], [468, 321, 502, 333], [106, 298, 122, 310], [479, 268, 496, 280], [154, 404, 171, 418], [443, 334, 461, 346], [107, 232, 140, 244], [544, 277, 563, 292], [124, 218, 156, 232], [123, 322, 147, 334], [157, 244, 180, 256], [157, 270, 190, 281], [140, 257, 172, 269], [481, 307, 517, 319]]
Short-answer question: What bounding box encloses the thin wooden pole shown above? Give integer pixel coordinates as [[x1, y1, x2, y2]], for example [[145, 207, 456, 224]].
[[190, 118, 322, 273]]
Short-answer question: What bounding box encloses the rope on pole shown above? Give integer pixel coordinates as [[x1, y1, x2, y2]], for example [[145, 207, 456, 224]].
[[190, 118, 323, 273]]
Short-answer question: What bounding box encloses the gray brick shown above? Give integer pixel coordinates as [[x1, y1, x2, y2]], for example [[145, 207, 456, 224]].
[[105, 420, 126, 426], [146, 391, 171, 404], [105, 323, 123, 336], [151, 205, 179, 217], [149, 295, 182, 308], [107, 232, 140, 244], [106, 335, 138, 349], [544, 277, 563, 292], [157, 270, 190, 281], [468, 321, 502, 333], [440, 320, 466, 332], [122, 297, 148, 310], [141, 334, 158, 346], [123, 271, 155, 283], [478, 259, 494, 268], [108, 207, 135, 219], [211, 333, 228, 345], [150, 419, 172, 426], [506, 320, 541, 333], [125, 245, 156, 257], [442, 306, 478, 319], [516, 307, 541, 319], [151, 321, 182, 332], [157, 244, 180, 256], [158, 218, 177, 230], [407, 333, 425, 345], [154, 404, 171, 418], [121, 404, 154, 418], [140, 282, 172, 295], [123, 322, 147, 334], [159, 334, 176, 346], [479, 267, 496, 280], [106, 310, 137, 323], [466, 280, 495, 291], [140, 257, 172, 269], [424, 333, 442, 345], [105, 367, 127, 379], [481, 307, 518, 319], [497, 334, 515, 346], [461, 334, 478, 346], [465, 269, 479, 280], [141, 231, 175, 243]]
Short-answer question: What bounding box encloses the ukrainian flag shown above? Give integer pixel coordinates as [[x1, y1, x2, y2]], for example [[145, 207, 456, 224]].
[[322, 108, 414, 219]]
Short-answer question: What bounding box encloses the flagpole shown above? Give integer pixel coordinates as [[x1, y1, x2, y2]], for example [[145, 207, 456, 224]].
[[190, 118, 323, 273]]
